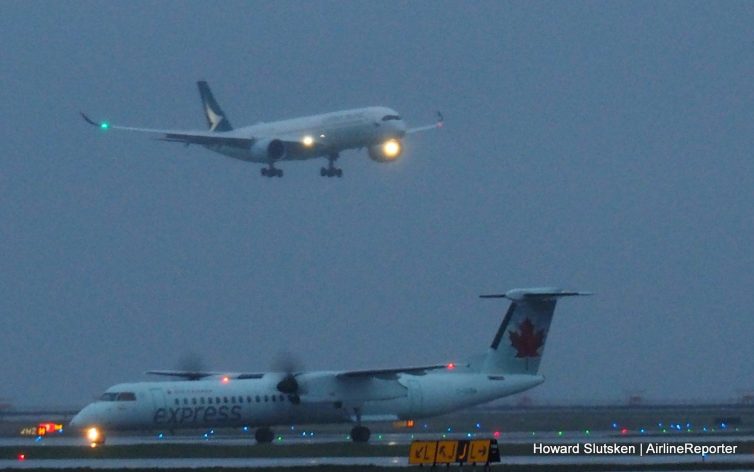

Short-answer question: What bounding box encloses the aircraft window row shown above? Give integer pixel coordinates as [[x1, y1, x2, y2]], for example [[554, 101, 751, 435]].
[[99, 392, 136, 402], [172, 394, 288, 406], [381, 115, 401, 121]]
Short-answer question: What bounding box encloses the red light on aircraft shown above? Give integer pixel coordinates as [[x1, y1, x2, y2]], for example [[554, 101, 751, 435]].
[[447, 363, 456, 370], [17, 453, 26, 461], [221, 376, 230, 384]]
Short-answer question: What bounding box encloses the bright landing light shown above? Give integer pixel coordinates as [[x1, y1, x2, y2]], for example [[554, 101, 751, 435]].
[[382, 140, 401, 159], [86, 427, 101, 447], [302, 135, 314, 147]]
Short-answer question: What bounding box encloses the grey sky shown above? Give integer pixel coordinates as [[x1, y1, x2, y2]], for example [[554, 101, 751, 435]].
[[1, 1, 752, 408]]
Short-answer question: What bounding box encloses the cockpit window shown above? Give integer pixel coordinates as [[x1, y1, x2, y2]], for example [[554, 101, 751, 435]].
[[381, 115, 401, 121], [100, 392, 136, 401], [99, 392, 117, 401]]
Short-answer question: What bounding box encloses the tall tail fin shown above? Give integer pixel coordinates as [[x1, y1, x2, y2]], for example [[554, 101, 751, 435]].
[[478, 288, 590, 374], [197, 81, 233, 132]]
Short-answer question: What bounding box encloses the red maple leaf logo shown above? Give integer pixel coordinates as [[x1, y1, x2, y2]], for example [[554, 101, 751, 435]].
[[509, 319, 545, 358]]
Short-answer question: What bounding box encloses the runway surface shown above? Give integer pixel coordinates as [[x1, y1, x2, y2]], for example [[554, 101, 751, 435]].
[[3, 404, 754, 469]]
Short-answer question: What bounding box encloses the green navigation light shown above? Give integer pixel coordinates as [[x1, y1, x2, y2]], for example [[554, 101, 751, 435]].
[[100, 122, 110, 130]]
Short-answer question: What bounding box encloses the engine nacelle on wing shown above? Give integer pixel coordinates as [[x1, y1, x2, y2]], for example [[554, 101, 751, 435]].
[[368, 139, 402, 163], [249, 138, 286, 161]]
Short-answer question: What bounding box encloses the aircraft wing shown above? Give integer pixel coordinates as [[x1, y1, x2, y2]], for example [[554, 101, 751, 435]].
[[146, 370, 265, 381], [81, 113, 253, 148], [406, 111, 444, 134], [336, 364, 450, 380]]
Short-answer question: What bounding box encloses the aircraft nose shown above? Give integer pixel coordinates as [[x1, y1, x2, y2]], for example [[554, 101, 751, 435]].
[[69, 404, 95, 429]]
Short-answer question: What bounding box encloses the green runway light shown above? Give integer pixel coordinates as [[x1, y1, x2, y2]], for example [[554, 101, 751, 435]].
[[100, 122, 110, 130]]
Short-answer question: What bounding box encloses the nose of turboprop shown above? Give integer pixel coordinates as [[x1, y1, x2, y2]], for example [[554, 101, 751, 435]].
[[69, 404, 96, 429]]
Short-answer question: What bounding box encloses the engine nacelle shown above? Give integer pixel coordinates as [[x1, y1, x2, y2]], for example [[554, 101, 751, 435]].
[[249, 138, 286, 161], [368, 139, 402, 163]]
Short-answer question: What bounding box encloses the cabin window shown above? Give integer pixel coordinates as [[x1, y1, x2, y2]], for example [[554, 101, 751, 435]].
[[247, 396, 252, 403], [191, 398, 197, 405], [223, 397, 228, 404], [381, 115, 401, 121], [208, 397, 213, 404], [216, 397, 221, 404], [272, 395, 276, 403], [264, 395, 268, 402], [256, 395, 261, 403], [279, 395, 285, 402], [174, 399, 179, 406], [239, 396, 243, 403], [200, 397, 205, 405], [231, 396, 236, 403], [183, 398, 188, 405]]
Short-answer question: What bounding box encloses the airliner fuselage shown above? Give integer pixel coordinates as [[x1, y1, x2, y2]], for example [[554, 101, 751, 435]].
[[70, 372, 543, 432]]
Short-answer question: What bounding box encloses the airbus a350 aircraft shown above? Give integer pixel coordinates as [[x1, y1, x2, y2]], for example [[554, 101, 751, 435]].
[[82, 81, 443, 178], [70, 288, 588, 445]]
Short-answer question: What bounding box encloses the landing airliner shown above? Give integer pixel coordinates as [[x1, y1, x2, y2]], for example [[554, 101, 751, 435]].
[[70, 288, 588, 445], [81, 81, 443, 178]]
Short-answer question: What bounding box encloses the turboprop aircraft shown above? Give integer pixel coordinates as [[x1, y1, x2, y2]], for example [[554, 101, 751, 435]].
[[69, 288, 588, 445], [81, 81, 443, 178]]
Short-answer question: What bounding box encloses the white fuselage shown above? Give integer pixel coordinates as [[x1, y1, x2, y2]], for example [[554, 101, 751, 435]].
[[209, 106, 407, 162], [70, 371, 543, 432]]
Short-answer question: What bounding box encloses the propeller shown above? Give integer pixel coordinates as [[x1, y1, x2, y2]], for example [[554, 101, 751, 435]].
[[272, 352, 303, 404], [176, 352, 206, 381]]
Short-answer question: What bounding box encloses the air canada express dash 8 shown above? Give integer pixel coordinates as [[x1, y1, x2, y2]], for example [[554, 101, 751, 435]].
[[70, 288, 589, 445]]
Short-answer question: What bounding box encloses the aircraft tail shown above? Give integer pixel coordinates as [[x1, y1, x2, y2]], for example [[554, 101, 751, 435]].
[[476, 288, 590, 375], [197, 81, 233, 132]]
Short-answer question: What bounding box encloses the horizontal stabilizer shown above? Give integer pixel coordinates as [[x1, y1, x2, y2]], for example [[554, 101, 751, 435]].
[[480, 288, 592, 301]]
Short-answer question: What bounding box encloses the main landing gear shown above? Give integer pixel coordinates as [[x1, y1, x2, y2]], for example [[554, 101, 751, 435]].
[[350, 425, 371, 443], [261, 164, 283, 178], [349, 406, 370, 442], [255, 427, 275, 443], [320, 153, 343, 178]]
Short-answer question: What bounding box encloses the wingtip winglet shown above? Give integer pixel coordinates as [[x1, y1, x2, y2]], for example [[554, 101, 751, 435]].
[[80, 112, 99, 127]]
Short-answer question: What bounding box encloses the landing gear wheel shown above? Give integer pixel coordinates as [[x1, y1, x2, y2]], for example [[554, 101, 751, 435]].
[[255, 427, 275, 444], [320, 153, 342, 178], [350, 425, 371, 443]]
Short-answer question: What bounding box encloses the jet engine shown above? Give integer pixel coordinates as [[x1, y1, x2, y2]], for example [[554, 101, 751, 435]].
[[250, 138, 286, 161], [368, 139, 402, 163]]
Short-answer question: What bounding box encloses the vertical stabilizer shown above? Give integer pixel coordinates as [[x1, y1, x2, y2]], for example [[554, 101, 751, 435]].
[[197, 81, 233, 132], [478, 288, 589, 374]]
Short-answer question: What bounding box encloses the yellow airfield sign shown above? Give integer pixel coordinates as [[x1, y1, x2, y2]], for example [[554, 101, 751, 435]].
[[409, 438, 500, 466]]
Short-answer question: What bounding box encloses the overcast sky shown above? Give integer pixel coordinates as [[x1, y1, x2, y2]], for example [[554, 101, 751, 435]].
[[1, 1, 752, 408]]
